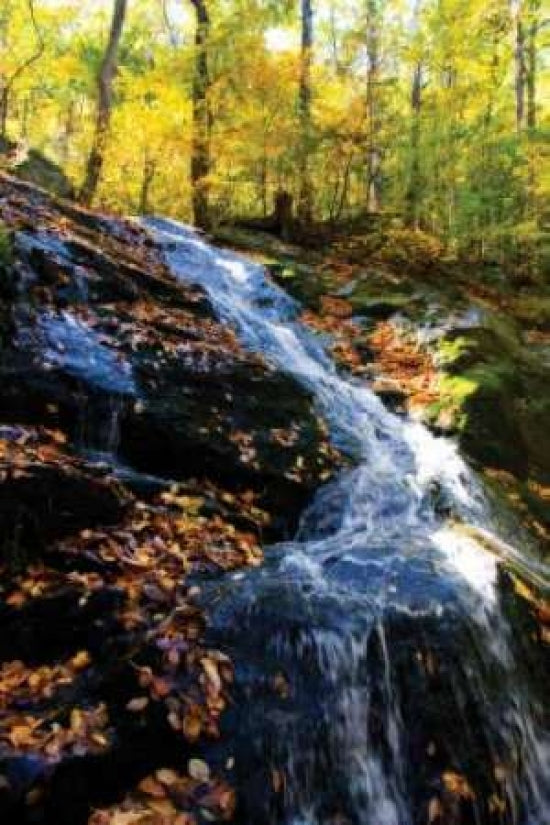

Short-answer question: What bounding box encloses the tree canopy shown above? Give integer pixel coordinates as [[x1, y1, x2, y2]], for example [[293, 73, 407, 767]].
[[0, 0, 548, 264]]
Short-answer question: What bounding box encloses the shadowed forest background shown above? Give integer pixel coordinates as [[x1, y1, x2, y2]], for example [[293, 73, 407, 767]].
[[1, 0, 548, 270]]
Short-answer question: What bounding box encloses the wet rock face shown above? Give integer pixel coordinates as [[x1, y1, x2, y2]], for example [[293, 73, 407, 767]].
[[204, 559, 548, 825], [0, 173, 340, 824], [0, 174, 337, 532], [0, 428, 132, 562]]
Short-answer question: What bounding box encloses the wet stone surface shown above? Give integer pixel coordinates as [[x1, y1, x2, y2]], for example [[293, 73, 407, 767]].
[[0, 175, 548, 825], [0, 174, 339, 825]]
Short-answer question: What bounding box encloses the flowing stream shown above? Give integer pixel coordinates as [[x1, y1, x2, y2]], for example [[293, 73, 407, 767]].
[[146, 219, 549, 825]]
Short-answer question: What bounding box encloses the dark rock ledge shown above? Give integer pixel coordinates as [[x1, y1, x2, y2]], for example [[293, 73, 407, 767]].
[[0, 173, 340, 825]]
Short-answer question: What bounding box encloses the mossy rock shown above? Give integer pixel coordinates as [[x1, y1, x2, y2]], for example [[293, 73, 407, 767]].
[[1, 140, 74, 200], [518, 396, 550, 481], [349, 292, 416, 319], [457, 370, 527, 476], [265, 259, 331, 310], [431, 313, 532, 477], [510, 296, 550, 330]]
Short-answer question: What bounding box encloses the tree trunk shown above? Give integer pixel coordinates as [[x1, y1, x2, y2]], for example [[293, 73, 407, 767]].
[[0, 88, 9, 140], [0, 11, 7, 139], [335, 152, 353, 222], [366, 0, 382, 213], [525, 2, 540, 229], [260, 145, 268, 218], [297, 0, 314, 225], [60, 98, 76, 164], [515, 6, 527, 132], [526, 13, 537, 130], [0, 0, 44, 141], [20, 94, 31, 140], [274, 190, 293, 241], [79, 0, 127, 206], [406, 60, 423, 228], [139, 152, 156, 215], [189, 0, 211, 230]]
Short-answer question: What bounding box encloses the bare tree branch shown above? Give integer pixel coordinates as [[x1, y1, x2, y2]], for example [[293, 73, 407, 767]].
[[5, 0, 45, 93], [160, 0, 179, 47]]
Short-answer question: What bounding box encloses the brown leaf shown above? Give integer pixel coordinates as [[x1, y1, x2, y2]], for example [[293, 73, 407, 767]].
[[138, 775, 166, 798], [427, 796, 443, 823], [155, 768, 179, 787], [442, 771, 475, 800], [151, 677, 172, 700], [201, 658, 222, 696], [182, 714, 202, 742]]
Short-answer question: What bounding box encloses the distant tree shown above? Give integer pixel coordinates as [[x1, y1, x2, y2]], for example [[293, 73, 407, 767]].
[[526, 0, 542, 131], [297, 0, 314, 225], [0, 0, 44, 139], [189, 0, 211, 229], [365, 0, 382, 213], [514, 0, 527, 132], [79, 0, 128, 206], [405, 0, 425, 229]]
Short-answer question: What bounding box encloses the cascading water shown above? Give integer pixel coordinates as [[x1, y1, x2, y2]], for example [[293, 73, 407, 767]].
[[146, 219, 549, 825]]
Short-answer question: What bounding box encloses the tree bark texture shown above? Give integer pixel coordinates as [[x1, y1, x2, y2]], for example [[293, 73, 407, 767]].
[[79, 0, 127, 206]]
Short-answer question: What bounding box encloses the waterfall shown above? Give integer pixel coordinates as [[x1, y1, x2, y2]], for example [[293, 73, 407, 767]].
[[146, 219, 549, 825]]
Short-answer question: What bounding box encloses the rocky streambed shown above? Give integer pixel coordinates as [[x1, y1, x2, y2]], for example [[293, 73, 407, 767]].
[[0, 177, 548, 825]]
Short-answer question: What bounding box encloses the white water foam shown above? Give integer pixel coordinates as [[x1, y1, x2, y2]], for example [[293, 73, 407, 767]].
[[146, 218, 549, 825]]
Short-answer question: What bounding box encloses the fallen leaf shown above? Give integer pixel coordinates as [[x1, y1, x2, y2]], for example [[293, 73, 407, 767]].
[[188, 758, 210, 783], [155, 768, 179, 787], [428, 796, 443, 823], [138, 776, 166, 798]]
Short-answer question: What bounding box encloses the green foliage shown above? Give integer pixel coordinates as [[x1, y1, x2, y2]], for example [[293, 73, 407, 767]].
[[0, 0, 546, 266]]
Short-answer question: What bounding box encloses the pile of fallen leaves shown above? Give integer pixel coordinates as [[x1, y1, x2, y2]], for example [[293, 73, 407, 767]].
[[58, 484, 265, 587], [57, 489, 263, 743], [300, 294, 439, 413], [0, 703, 110, 762], [0, 652, 91, 710], [368, 320, 439, 410], [0, 425, 77, 478], [0, 450, 272, 781], [300, 297, 366, 375], [71, 300, 265, 379], [89, 765, 236, 825], [128, 637, 234, 744], [0, 653, 109, 762], [1, 479, 267, 755], [0, 562, 105, 608], [0, 421, 271, 796]]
